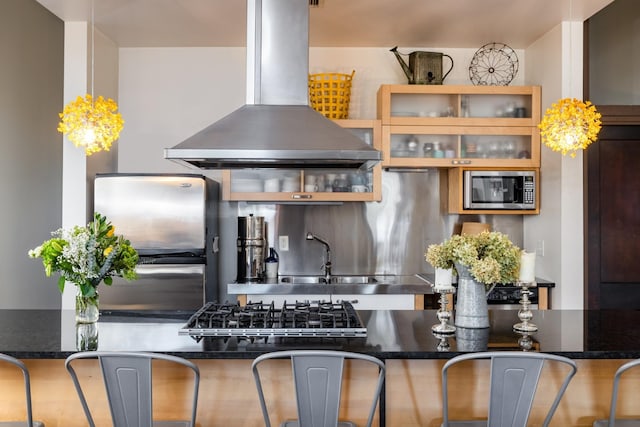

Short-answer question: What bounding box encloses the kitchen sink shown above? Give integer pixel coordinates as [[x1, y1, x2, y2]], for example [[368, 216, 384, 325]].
[[279, 276, 325, 284], [279, 275, 379, 284]]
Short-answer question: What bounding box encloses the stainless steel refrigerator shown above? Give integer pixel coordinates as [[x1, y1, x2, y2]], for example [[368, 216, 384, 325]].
[[93, 173, 219, 312]]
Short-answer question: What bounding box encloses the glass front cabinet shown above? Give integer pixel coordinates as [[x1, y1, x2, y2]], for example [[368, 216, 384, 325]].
[[221, 119, 382, 202], [377, 85, 541, 169]]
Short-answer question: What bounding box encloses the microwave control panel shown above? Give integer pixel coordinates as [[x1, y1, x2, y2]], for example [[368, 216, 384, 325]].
[[524, 175, 535, 205]]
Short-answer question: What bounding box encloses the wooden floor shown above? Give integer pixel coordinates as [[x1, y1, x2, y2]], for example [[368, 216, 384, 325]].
[[0, 358, 637, 426]]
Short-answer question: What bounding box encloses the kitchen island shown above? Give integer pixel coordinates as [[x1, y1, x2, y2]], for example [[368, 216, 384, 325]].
[[0, 308, 637, 426]]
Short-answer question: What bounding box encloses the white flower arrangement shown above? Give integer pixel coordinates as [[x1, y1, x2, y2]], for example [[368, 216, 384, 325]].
[[28, 213, 138, 299]]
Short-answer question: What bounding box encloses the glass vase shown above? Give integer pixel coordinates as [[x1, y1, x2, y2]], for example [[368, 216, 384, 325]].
[[76, 322, 99, 351], [75, 289, 100, 323]]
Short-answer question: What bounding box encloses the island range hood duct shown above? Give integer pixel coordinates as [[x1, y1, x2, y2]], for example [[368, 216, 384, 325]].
[[164, 0, 381, 170]]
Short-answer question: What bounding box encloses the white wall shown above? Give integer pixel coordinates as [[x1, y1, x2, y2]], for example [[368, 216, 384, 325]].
[[524, 25, 564, 301], [309, 47, 525, 119], [0, 0, 64, 308], [524, 21, 586, 309], [117, 47, 245, 175], [116, 46, 525, 168]]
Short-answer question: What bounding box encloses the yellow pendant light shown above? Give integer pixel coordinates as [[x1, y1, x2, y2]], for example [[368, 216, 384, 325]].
[[538, 97, 602, 158], [538, 0, 602, 158], [58, 94, 123, 155], [57, 0, 123, 156]]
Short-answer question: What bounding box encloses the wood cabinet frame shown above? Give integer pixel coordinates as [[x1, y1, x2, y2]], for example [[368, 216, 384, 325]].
[[377, 85, 541, 169], [447, 167, 540, 215], [221, 119, 382, 202]]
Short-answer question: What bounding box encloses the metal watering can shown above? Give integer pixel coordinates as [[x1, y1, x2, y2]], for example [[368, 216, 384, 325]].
[[390, 46, 454, 85]]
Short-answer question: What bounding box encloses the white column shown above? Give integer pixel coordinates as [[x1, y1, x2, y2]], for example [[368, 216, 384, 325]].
[[559, 20, 585, 309], [61, 21, 90, 310]]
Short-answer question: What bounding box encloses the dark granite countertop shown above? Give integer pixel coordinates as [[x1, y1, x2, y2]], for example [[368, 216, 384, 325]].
[[1, 308, 637, 360]]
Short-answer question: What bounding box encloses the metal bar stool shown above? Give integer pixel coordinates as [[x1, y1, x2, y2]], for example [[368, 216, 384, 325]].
[[65, 351, 200, 427], [0, 353, 44, 427], [593, 359, 640, 427], [252, 350, 385, 427], [441, 351, 577, 427]]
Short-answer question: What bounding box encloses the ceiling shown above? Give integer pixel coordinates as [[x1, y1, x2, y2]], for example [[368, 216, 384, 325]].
[[36, 0, 614, 49]]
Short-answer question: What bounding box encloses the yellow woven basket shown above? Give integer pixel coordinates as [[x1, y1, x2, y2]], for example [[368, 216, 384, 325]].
[[308, 70, 355, 119]]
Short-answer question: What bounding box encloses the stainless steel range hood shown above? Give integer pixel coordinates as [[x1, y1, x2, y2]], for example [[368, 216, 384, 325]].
[[164, 0, 381, 170]]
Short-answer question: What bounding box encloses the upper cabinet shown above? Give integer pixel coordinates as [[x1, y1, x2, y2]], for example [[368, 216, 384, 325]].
[[377, 85, 541, 169], [221, 119, 382, 202]]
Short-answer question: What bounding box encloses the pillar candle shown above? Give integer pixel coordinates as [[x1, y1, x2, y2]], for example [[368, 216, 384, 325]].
[[519, 251, 536, 283], [435, 268, 454, 290]]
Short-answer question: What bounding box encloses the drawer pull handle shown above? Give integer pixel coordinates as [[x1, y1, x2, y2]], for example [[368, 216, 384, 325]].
[[292, 194, 312, 199]]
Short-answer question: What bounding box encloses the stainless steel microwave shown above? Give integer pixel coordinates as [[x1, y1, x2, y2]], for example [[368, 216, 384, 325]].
[[463, 170, 536, 210]]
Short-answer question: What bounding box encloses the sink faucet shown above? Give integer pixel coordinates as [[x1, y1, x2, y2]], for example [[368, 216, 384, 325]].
[[306, 232, 332, 283]]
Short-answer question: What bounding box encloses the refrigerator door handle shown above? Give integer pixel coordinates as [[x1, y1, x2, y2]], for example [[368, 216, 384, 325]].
[[99, 263, 205, 311], [212, 236, 220, 253], [135, 264, 205, 277]]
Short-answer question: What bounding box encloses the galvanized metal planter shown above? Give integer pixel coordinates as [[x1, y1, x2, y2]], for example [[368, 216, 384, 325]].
[[454, 263, 490, 329]]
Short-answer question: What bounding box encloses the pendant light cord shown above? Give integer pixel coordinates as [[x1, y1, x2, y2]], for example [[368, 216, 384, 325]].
[[569, 0, 573, 97], [90, 0, 95, 100]]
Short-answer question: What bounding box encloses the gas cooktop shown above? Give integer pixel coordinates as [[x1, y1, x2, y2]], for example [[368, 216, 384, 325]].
[[180, 300, 367, 341]]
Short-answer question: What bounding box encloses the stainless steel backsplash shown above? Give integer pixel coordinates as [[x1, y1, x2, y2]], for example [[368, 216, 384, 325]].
[[220, 170, 522, 301]]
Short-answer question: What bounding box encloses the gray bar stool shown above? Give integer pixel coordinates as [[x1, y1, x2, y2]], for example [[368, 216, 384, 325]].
[[593, 359, 640, 427], [0, 353, 44, 427], [65, 351, 200, 427], [252, 350, 385, 427], [441, 351, 577, 427]]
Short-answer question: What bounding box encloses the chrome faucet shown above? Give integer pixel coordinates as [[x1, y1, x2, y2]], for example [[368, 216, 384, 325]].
[[306, 232, 332, 283]]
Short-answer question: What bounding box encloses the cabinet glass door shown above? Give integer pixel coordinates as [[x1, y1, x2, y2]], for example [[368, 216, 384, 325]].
[[229, 170, 301, 194], [383, 125, 539, 168], [390, 93, 458, 119], [462, 94, 533, 119], [461, 135, 532, 160]]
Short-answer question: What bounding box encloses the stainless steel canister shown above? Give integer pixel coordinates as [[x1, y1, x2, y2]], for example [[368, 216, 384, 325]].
[[236, 215, 266, 282]]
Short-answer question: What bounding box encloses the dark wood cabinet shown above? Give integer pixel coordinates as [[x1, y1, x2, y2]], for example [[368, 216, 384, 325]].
[[586, 124, 640, 309]]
